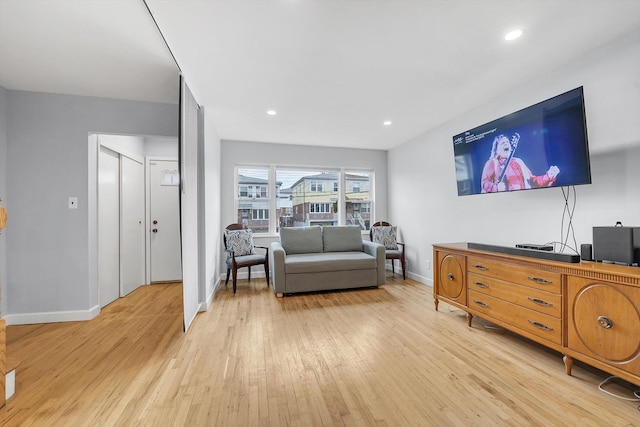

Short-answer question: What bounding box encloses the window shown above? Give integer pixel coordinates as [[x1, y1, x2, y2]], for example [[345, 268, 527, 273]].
[[310, 203, 331, 213], [252, 209, 269, 220], [345, 172, 372, 230], [277, 169, 337, 230], [236, 166, 374, 233], [309, 181, 324, 192], [236, 167, 270, 233]]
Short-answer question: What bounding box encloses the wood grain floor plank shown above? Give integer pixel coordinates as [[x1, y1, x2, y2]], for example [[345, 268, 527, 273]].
[[1, 277, 639, 426]]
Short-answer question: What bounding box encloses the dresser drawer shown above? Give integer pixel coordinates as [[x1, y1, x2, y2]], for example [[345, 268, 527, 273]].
[[468, 256, 561, 293], [468, 272, 561, 318], [469, 289, 562, 345]]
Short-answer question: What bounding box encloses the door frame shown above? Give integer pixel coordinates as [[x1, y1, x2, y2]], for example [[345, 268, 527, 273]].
[[97, 136, 145, 302], [89, 134, 179, 314], [145, 156, 179, 285]]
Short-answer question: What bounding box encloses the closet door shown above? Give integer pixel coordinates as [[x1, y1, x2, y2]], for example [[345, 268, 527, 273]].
[[120, 156, 145, 296], [98, 146, 120, 308]]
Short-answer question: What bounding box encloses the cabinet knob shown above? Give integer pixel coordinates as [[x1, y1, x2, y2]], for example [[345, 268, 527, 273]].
[[597, 316, 613, 329], [447, 273, 454, 281]]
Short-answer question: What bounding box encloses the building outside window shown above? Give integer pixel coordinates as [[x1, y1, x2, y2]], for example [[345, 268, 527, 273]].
[[236, 166, 373, 233], [344, 172, 372, 230], [236, 167, 277, 233]]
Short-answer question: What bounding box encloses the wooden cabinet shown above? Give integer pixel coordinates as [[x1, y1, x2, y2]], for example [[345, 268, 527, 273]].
[[566, 276, 640, 386], [433, 242, 640, 387], [434, 251, 466, 311]]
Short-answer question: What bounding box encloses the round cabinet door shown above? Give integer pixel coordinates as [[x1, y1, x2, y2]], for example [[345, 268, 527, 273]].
[[570, 280, 640, 363], [439, 254, 465, 303]]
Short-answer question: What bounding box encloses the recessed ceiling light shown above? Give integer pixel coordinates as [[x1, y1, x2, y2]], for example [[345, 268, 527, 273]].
[[505, 29, 523, 41], [267, 109, 277, 116], [383, 120, 392, 126]]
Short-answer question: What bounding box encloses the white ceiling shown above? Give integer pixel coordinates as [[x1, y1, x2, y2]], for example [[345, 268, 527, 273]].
[[2, 1, 640, 150]]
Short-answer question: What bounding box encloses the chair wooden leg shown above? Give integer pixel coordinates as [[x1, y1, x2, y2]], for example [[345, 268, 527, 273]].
[[401, 254, 406, 280], [248, 266, 251, 281], [232, 267, 238, 294], [264, 262, 270, 287], [225, 268, 230, 285], [391, 259, 395, 273]]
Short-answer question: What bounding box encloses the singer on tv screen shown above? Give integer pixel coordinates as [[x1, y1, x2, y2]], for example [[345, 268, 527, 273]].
[[481, 133, 560, 193]]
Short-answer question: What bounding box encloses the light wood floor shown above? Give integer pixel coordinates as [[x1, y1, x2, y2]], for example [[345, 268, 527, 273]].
[[1, 275, 639, 426]]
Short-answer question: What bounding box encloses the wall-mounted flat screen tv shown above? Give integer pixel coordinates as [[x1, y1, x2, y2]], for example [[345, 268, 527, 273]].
[[452, 87, 591, 196]]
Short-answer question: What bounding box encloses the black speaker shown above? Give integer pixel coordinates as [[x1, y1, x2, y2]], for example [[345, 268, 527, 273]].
[[593, 225, 640, 265], [580, 243, 592, 261]]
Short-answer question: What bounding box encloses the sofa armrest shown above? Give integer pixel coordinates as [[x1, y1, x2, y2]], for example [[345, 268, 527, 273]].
[[363, 240, 386, 285], [270, 241, 286, 294]]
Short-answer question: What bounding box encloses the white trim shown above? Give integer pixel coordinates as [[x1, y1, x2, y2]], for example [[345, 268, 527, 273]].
[[407, 271, 433, 287], [199, 276, 220, 312], [4, 305, 100, 326], [5, 369, 16, 400]]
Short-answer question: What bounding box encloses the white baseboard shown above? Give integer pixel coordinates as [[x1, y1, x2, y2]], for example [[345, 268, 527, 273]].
[[3, 305, 100, 326], [407, 271, 433, 286], [5, 369, 15, 400], [200, 276, 220, 311]]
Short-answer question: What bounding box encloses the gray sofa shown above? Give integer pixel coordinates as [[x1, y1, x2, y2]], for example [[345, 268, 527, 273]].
[[270, 225, 386, 297]]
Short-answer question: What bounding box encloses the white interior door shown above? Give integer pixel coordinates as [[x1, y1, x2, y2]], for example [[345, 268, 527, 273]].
[[120, 156, 145, 296], [149, 159, 182, 282], [98, 146, 120, 308]]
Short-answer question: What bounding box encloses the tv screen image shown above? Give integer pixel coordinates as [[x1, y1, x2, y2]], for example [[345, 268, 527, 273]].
[[453, 87, 591, 196]]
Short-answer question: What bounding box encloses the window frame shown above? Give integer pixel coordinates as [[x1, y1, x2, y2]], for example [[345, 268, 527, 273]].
[[234, 165, 375, 235]]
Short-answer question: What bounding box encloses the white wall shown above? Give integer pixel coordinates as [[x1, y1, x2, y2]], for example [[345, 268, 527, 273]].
[[220, 140, 388, 276], [203, 110, 222, 306], [388, 29, 640, 285], [5, 90, 178, 323]]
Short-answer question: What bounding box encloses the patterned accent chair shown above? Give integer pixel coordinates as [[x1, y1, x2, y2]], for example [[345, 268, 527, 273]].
[[224, 223, 270, 293], [370, 221, 406, 280]]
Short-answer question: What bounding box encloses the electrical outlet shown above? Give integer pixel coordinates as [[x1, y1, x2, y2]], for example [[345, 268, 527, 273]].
[[426, 259, 431, 269]]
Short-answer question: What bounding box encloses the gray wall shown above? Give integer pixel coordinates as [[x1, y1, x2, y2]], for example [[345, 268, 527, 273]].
[[5, 90, 178, 320], [0, 86, 7, 316], [388, 29, 640, 284], [220, 140, 388, 276]]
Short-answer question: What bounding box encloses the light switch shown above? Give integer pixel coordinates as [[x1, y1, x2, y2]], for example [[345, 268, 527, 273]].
[[68, 197, 78, 209]]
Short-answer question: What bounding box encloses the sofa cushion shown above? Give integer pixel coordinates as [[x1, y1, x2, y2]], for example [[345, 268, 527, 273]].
[[371, 225, 399, 250], [285, 252, 376, 274], [280, 226, 323, 254], [322, 225, 363, 252]]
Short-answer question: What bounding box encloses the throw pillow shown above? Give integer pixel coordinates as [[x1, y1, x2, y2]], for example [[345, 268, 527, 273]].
[[372, 226, 399, 250], [225, 229, 255, 257]]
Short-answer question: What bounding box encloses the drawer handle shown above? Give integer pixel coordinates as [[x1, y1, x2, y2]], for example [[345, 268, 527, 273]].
[[472, 299, 489, 308], [527, 297, 553, 307], [447, 273, 455, 281], [597, 316, 613, 329], [528, 320, 553, 331], [527, 276, 552, 285], [472, 264, 488, 271], [472, 281, 489, 289]]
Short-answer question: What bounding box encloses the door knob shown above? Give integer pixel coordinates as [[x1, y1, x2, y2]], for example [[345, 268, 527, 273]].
[[152, 228, 158, 233], [153, 220, 158, 224]]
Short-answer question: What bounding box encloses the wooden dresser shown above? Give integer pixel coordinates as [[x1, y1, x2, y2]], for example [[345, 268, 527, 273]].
[[433, 242, 640, 387]]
